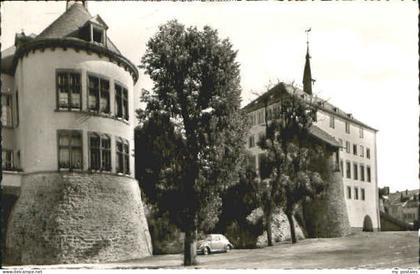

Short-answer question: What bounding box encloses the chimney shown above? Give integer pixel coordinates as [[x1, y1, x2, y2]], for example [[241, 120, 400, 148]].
[[66, 0, 88, 10]]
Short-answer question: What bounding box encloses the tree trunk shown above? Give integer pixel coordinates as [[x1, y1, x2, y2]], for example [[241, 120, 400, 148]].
[[286, 210, 297, 244], [183, 228, 198, 266], [265, 208, 273, 246]]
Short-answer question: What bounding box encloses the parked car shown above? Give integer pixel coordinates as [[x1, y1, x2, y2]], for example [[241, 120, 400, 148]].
[[197, 234, 234, 255]]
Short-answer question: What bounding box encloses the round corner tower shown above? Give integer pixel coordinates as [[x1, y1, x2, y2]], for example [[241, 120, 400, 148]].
[[4, 1, 152, 264]]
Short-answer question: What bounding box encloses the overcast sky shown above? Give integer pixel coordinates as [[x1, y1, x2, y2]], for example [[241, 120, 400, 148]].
[[1, 1, 418, 192]]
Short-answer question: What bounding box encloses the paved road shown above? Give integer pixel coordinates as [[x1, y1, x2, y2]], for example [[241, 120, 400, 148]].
[[6, 231, 419, 269]]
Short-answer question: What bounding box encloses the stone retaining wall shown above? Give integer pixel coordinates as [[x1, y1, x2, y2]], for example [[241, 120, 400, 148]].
[[5, 172, 152, 265]]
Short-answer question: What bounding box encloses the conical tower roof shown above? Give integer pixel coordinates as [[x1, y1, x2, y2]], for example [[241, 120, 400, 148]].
[[36, 3, 120, 54]]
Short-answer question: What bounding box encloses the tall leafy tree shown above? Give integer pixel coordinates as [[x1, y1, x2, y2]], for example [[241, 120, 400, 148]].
[[139, 20, 247, 265], [257, 82, 329, 244]]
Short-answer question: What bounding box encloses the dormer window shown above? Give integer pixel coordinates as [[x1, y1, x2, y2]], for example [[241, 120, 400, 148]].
[[79, 15, 108, 46], [92, 26, 105, 44]]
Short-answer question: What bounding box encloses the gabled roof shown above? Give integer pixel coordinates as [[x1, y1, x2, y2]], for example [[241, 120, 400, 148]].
[[36, 3, 120, 54], [88, 15, 109, 29], [309, 125, 341, 148], [242, 82, 377, 132]]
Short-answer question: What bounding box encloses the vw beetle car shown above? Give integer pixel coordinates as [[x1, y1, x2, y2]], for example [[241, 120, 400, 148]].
[[197, 234, 234, 255]]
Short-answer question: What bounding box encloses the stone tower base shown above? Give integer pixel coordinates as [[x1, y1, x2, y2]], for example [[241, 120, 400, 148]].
[[5, 172, 152, 265], [303, 171, 351, 238]]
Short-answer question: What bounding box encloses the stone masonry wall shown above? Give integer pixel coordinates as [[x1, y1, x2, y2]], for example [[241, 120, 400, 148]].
[[303, 170, 351, 238], [5, 172, 152, 265], [247, 207, 305, 247]]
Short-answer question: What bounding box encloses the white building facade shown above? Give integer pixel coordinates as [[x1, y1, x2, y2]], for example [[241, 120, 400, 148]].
[[243, 45, 380, 231], [1, 1, 151, 264]]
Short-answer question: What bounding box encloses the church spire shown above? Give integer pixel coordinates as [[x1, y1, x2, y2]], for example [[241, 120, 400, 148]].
[[303, 28, 313, 95]]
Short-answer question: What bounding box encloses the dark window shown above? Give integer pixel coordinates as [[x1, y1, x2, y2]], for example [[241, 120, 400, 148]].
[[346, 161, 351, 179], [88, 75, 110, 114], [340, 160, 344, 177], [249, 135, 255, 148], [56, 71, 81, 110], [115, 84, 128, 120], [15, 91, 19, 125], [353, 163, 358, 180], [345, 121, 350, 134], [346, 141, 350, 153], [2, 150, 13, 170], [366, 148, 371, 159], [92, 27, 104, 44], [100, 79, 110, 113], [339, 139, 343, 151], [367, 166, 371, 182], [329, 115, 335, 128], [101, 136, 111, 171], [361, 188, 365, 201], [90, 134, 100, 170], [88, 76, 99, 111], [1, 94, 13, 126], [116, 138, 130, 174], [347, 186, 351, 199], [360, 165, 365, 181], [353, 144, 357, 155], [58, 130, 82, 169], [89, 133, 111, 171], [359, 127, 364, 138], [354, 187, 359, 200]]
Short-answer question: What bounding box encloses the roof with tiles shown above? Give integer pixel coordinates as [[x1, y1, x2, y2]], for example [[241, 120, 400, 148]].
[[243, 82, 377, 132], [2, 2, 138, 82], [387, 189, 419, 207], [36, 3, 120, 54]]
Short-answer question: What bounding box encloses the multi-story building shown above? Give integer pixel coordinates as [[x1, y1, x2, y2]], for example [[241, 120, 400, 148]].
[[1, 1, 151, 264], [243, 44, 380, 232]]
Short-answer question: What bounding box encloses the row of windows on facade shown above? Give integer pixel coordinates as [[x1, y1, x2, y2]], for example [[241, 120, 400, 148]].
[[403, 213, 417, 220], [1, 71, 130, 128], [340, 160, 372, 182], [248, 108, 365, 138], [247, 131, 371, 162], [338, 139, 371, 159], [329, 114, 364, 138], [57, 130, 130, 174], [1, 131, 130, 175], [246, 153, 371, 184], [56, 71, 129, 120], [346, 186, 366, 201]]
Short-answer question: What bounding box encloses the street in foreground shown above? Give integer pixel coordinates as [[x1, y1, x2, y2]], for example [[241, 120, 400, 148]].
[[4, 231, 418, 269]]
